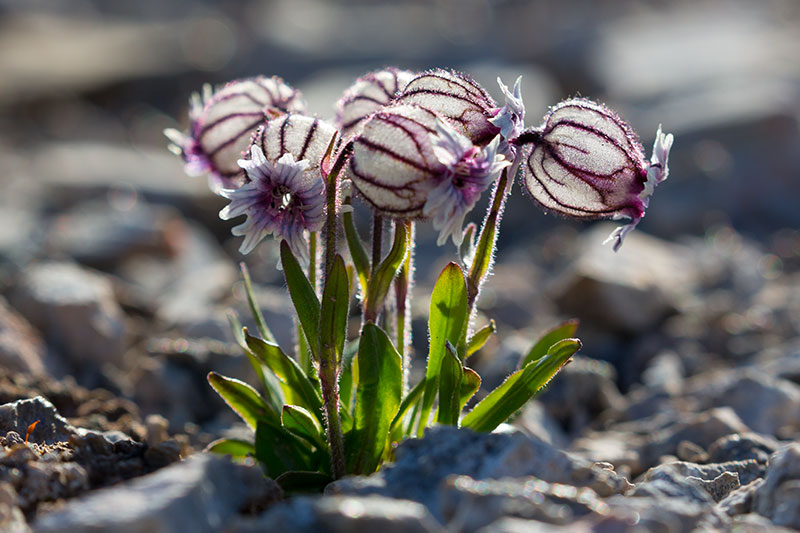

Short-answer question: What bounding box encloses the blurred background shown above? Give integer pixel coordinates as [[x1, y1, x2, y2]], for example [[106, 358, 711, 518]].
[[1, 0, 799, 446]]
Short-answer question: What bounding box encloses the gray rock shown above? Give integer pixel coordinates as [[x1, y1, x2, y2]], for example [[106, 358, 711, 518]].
[[9, 262, 127, 368], [647, 459, 764, 487], [441, 476, 605, 532], [707, 432, 781, 464], [731, 512, 797, 532], [570, 430, 643, 478], [718, 479, 762, 517], [33, 453, 280, 533], [700, 370, 800, 436], [753, 444, 800, 528], [0, 482, 30, 533], [46, 199, 182, 269], [604, 494, 730, 532], [0, 397, 76, 445], [640, 407, 751, 470], [230, 495, 439, 533], [512, 401, 568, 449], [327, 427, 630, 521], [537, 356, 624, 435], [551, 226, 695, 334], [0, 296, 47, 375]]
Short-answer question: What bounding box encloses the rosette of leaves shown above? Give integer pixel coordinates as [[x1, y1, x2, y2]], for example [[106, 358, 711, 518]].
[[208, 234, 580, 491]]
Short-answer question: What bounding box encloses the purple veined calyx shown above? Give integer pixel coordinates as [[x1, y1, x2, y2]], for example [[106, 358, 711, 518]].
[[335, 67, 417, 140], [249, 114, 340, 186], [347, 103, 511, 246], [164, 76, 307, 192], [522, 98, 673, 251], [218, 114, 338, 259], [395, 69, 500, 145]]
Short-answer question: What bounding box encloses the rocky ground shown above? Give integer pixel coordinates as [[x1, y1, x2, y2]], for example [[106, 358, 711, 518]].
[[2, 1, 800, 532]]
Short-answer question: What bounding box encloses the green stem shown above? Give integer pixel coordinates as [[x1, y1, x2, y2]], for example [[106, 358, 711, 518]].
[[466, 159, 516, 324], [394, 220, 414, 391], [317, 142, 351, 479]]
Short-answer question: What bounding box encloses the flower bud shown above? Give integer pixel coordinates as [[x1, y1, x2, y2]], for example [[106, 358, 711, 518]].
[[395, 69, 499, 145], [165, 76, 307, 192], [249, 114, 340, 184], [522, 98, 673, 251], [335, 67, 416, 140], [347, 103, 510, 245]]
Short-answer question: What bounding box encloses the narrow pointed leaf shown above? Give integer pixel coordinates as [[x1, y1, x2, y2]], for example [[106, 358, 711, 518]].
[[343, 208, 370, 292], [339, 340, 359, 415], [366, 222, 407, 316], [205, 438, 254, 459], [320, 254, 350, 364], [461, 338, 581, 433], [280, 240, 320, 360], [437, 341, 463, 425], [466, 319, 496, 359], [240, 262, 275, 342], [207, 372, 276, 431], [282, 405, 327, 450], [389, 379, 425, 439], [255, 419, 315, 478], [229, 312, 285, 412], [418, 262, 468, 436], [347, 323, 402, 475], [521, 319, 579, 367], [459, 367, 481, 411], [245, 332, 323, 422]]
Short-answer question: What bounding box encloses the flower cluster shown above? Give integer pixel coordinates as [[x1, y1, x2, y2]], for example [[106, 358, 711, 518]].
[[167, 67, 672, 255]]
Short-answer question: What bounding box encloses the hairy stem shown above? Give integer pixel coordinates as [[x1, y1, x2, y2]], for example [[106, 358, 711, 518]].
[[319, 357, 346, 478], [318, 142, 352, 478], [394, 220, 414, 391], [466, 148, 523, 326]]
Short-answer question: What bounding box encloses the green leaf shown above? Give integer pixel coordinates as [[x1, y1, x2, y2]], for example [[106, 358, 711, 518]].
[[338, 340, 359, 415], [459, 367, 481, 411], [239, 262, 275, 343], [347, 323, 402, 475], [275, 471, 333, 494], [320, 255, 350, 364], [245, 332, 323, 422], [389, 379, 425, 439], [255, 419, 315, 478], [521, 319, 579, 367], [282, 405, 327, 450], [461, 338, 581, 433], [280, 240, 320, 361], [466, 319, 496, 359], [417, 262, 468, 436], [205, 438, 254, 459], [207, 372, 275, 431], [365, 222, 407, 319], [437, 341, 463, 425], [343, 207, 370, 293]]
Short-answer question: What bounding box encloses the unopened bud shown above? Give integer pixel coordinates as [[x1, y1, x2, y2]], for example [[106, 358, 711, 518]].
[[165, 76, 306, 192], [336, 67, 416, 140], [522, 98, 673, 251]]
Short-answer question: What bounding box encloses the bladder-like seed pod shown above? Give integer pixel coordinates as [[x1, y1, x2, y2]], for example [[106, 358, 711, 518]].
[[348, 103, 510, 246], [395, 69, 499, 145], [165, 76, 307, 192], [249, 114, 340, 185], [335, 67, 416, 140], [522, 98, 673, 251]]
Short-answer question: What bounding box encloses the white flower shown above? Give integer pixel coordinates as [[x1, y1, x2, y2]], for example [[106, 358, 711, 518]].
[[219, 146, 325, 257], [489, 76, 525, 141], [424, 120, 511, 246]]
